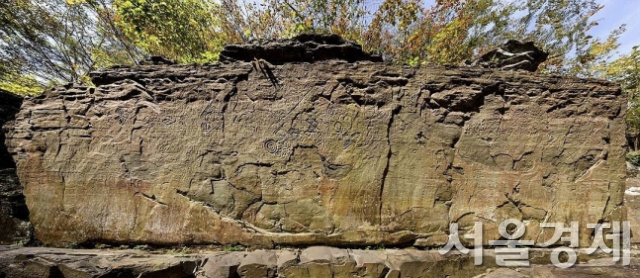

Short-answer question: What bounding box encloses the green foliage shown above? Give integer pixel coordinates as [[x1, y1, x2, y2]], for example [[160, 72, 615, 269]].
[[0, 0, 633, 96], [12, 239, 29, 247], [216, 0, 368, 44], [388, 0, 623, 71], [0, 61, 43, 96], [0, 74, 43, 96], [113, 0, 224, 63], [0, 0, 137, 94], [223, 245, 246, 252], [498, 0, 618, 74], [166, 246, 189, 255], [627, 151, 640, 166], [599, 46, 640, 149]]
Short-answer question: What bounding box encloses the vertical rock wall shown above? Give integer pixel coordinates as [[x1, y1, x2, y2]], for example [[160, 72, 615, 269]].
[[4, 60, 626, 248]]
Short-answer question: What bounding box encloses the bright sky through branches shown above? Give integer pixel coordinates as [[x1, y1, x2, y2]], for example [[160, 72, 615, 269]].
[[362, 0, 638, 59], [591, 0, 640, 57]]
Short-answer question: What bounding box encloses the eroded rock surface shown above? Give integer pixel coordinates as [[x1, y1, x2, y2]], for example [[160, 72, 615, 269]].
[[464, 40, 549, 72], [0, 246, 200, 278], [5, 52, 626, 247], [1, 246, 638, 278], [0, 89, 31, 245], [219, 34, 383, 64]]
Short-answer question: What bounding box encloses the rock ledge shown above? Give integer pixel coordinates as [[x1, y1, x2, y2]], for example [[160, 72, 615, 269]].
[[219, 34, 383, 64]]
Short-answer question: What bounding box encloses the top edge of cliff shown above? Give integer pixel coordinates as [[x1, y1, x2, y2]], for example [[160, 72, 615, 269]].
[[100, 34, 550, 70], [134, 35, 548, 70], [80, 34, 621, 89], [218, 33, 384, 64]]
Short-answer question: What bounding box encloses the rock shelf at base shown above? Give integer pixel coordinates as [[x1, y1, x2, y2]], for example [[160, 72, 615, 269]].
[[1, 246, 639, 278]]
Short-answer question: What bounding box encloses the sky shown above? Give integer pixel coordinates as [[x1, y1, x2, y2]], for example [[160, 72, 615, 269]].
[[366, 0, 639, 59], [591, 0, 640, 57]]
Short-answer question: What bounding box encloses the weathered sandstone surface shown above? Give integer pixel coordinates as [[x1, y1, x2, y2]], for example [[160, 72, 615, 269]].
[[1, 246, 639, 278], [3, 36, 627, 248]]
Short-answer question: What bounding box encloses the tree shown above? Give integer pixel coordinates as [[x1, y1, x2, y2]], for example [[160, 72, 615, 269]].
[[0, 0, 631, 96], [0, 60, 42, 96], [504, 0, 623, 75], [113, 0, 225, 63], [0, 0, 137, 94], [215, 0, 369, 45], [365, 0, 624, 71], [602, 46, 640, 149]]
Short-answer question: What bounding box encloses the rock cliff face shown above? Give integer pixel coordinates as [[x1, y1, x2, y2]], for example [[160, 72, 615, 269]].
[[4, 40, 626, 248], [0, 90, 31, 245]]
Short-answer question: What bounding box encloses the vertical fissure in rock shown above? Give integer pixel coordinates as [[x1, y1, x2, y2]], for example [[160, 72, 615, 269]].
[[379, 105, 401, 224]]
